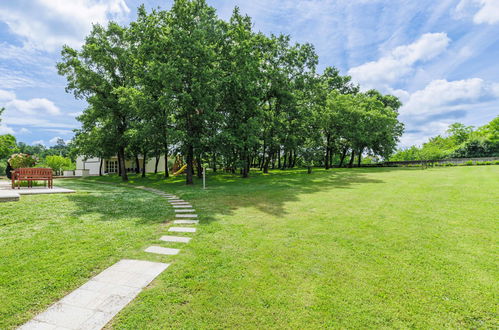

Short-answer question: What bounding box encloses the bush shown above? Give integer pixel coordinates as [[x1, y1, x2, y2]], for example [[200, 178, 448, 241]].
[[44, 155, 74, 175], [494, 160, 499, 165], [8, 153, 38, 169], [0, 161, 6, 176], [464, 160, 473, 166]]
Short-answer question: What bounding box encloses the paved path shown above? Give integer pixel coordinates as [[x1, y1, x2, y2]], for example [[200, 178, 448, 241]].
[[0, 180, 75, 202], [20, 185, 199, 329]]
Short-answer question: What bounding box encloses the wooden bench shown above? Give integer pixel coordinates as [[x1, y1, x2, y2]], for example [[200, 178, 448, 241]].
[[11, 168, 53, 189]]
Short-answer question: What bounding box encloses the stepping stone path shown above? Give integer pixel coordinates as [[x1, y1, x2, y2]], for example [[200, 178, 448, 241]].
[[160, 235, 191, 243], [169, 227, 197, 233], [21, 186, 200, 329], [176, 214, 198, 218], [174, 220, 199, 224], [145, 246, 180, 255]]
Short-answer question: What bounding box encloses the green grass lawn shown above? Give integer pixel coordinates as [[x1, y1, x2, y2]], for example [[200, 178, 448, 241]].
[[1, 166, 498, 329]]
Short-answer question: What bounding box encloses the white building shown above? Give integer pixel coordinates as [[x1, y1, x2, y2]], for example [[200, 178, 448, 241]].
[[76, 155, 168, 176]]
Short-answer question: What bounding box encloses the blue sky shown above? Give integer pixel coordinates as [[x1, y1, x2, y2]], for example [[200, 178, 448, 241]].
[[1, 0, 498, 147]]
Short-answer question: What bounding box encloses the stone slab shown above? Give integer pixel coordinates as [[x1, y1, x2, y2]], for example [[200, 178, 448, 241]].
[[174, 209, 196, 213], [21, 259, 168, 330], [0, 191, 20, 202], [172, 205, 192, 208], [173, 220, 199, 224], [170, 202, 190, 205], [145, 246, 180, 255], [159, 235, 192, 243], [168, 199, 184, 202], [175, 214, 198, 218], [165, 196, 179, 199], [169, 227, 196, 233]]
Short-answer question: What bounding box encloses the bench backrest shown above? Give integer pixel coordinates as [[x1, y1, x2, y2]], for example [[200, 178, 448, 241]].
[[14, 168, 53, 178]]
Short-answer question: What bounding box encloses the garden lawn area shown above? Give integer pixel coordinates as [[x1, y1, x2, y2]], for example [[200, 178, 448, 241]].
[[1, 166, 498, 329], [0, 180, 172, 329]]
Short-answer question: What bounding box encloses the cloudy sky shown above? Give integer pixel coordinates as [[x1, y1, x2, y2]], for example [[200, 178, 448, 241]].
[[1, 0, 498, 147]]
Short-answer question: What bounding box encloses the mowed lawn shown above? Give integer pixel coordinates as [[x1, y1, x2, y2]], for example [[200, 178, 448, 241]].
[[1, 166, 498, 329]]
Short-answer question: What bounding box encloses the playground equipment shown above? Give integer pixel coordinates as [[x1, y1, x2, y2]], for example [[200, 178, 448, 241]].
[[173, 164, 187, 176]]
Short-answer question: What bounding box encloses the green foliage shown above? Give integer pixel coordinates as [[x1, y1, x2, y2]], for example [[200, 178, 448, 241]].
[[60, 0, 404, 183], [391, 117, 499, 160], [8, 153, 38, 168], [0, 134, 18, 159], [44, 155, 74, 174]]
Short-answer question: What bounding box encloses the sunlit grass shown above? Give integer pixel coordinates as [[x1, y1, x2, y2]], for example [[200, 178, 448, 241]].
[[1, 166, 497, 328]]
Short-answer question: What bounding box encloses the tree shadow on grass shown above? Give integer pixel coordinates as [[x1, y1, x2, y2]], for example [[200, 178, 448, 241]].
[[55, 179, 171, 225], [58, 167, 413, 224]]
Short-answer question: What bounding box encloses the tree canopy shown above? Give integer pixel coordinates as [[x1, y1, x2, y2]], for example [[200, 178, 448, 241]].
[[58, 0, 405, 183]]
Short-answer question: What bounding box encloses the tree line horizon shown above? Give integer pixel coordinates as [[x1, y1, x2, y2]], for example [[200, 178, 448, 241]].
[[58, 0, 404, 184]]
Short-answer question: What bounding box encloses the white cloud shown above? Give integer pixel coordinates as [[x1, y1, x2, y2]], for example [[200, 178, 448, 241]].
[[32, 140, 45, 146], [0, 89, 16, 101], [456, 0, 499, 24], [400, 78, 499, 117], [1, 89, 60, 115], [5, 97, 60, 115], [348, 33, 450, 89], [18, 128, 31, 134], [0, 124, 15, 135], [0, 0, 130, 52], [49, 136, 63, 144]]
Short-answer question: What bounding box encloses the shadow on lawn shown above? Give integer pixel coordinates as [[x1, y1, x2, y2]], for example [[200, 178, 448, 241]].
[[59, 167, 406, 224], [56, 179, 170, 225]]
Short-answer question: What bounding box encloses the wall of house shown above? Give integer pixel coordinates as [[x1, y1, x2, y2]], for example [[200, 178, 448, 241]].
[[145, 156, 166, 174], [77, 155, 170, 175], [76, 156, 102, 175]]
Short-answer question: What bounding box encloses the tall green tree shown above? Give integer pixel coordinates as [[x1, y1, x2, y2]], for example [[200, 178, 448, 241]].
[[58, 22, 134, 181]]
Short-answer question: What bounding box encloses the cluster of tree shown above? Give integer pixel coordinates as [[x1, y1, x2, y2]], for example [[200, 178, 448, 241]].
[[391, 116, 499, 161], [58, 0, 404, 184]]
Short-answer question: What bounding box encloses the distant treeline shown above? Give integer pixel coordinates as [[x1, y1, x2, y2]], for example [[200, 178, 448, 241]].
[[390, 116, 499, 161]]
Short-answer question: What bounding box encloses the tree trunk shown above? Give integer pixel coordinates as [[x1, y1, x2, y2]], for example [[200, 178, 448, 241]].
[[117, 153, 121, 176], [135, 155, 140, 174], [329, 147, 334, 167], [348, 150, 355, 168], [357, 148, 363, 167], [196, 156, 203, 179], [307, 166, 312, 174], [292, 151, 297, 168], [212, 153, 217, 173], [282, 150, 287, 169], [339, 147, 348, 167], [154, 155, 160, 174], [186, 144, 194, 185], [141, 150, 147, 178], [263, 147, 270, 174], [118, 147, 128, 181], [99, 158, 103, 176], [164, 151, 169, 178], [325, 134, 330, 169], [277, 148, 281, 169]]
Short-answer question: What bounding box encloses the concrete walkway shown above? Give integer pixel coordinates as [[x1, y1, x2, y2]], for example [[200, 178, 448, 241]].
[[0, 180, 75, 202], [19, 184, 199, 329]]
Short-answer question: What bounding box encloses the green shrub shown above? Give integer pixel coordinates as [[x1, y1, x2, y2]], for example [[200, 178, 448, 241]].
[[0, 161, 6, 175], [44, 155, 74, 175], [8, 153, 38, 169], [494, 160, 499, 165], [483, 161, 492, 165], [464, 160, 474, 166]]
